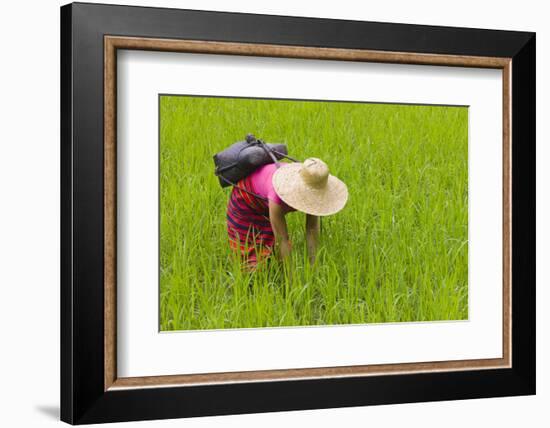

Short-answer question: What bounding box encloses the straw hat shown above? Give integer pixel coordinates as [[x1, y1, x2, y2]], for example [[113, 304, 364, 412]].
[[272, 158, 348, 216]]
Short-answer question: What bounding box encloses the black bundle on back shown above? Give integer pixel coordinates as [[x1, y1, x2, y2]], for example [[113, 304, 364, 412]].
[[213, 134, 297, 188]]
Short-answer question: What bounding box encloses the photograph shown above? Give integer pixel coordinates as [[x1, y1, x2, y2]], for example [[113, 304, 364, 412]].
[[56, 2, 536, 424], [159, 95, 469, 331]]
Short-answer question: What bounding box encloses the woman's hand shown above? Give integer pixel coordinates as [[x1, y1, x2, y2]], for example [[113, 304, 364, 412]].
[[306, 214, 319, 265], [278, 238, 292, 261]]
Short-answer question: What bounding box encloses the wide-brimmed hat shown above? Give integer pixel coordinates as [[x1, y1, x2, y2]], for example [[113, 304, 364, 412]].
[[272, 158, 348, 216]]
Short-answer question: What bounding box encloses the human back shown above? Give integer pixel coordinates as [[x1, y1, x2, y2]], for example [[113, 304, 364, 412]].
[[248, 163, 296, 211]]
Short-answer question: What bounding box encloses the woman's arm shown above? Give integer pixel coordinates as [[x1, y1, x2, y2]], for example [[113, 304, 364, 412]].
[[268, 201, 292, 261], [306, 214, 319, 265]]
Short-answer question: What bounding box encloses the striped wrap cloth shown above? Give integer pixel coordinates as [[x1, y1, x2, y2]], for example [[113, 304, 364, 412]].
[[226, 175, 275, 268]]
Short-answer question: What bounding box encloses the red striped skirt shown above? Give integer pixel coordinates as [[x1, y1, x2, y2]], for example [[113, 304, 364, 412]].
[[226, 175, 274, 268]]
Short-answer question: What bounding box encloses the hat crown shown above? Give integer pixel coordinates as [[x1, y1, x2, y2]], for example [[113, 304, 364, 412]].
[[300, 158, 329, 188]]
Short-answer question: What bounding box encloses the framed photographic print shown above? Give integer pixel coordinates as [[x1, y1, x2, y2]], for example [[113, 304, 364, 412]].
[[60, 2, 536, 424]]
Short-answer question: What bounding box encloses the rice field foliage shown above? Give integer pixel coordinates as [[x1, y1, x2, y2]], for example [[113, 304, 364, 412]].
[[159, 95, 468, 331]]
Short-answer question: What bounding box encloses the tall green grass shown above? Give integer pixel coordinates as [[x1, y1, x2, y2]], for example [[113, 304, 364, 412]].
[[159, 95, 468, 331]]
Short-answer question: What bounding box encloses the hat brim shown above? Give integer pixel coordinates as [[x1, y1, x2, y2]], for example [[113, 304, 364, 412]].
[[272, 163, 349, 216]]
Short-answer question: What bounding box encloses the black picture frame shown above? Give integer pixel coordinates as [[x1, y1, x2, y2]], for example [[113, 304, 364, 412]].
[[60, 2, 535, 424]]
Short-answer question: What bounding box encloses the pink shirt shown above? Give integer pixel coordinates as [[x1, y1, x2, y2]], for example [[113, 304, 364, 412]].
[[249, 163, 296, 211]]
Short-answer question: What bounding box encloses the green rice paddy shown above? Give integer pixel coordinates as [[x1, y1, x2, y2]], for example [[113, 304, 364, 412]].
[[159, 95, 468, 331]]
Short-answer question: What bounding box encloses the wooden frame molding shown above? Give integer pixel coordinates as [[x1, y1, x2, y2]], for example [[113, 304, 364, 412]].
[[104, 35, 512, 391]]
